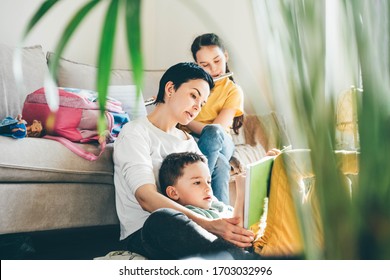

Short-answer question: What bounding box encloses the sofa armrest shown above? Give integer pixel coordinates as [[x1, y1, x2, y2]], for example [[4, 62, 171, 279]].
[[229, 112, 291, 181], [231, 112, 291, 151]]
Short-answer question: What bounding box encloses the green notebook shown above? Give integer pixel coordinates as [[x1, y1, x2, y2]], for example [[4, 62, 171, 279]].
[[244, 156, 275, 229]]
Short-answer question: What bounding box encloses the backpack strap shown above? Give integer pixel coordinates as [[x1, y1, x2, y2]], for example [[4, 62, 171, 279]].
[[43, 135, 106, 161]]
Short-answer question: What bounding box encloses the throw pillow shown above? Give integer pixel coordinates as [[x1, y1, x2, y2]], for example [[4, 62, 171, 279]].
[[0, 44, 46, 120], [108, 85, 147, 120], [46, 52, 133, 91], [46, 52, 165, 101]]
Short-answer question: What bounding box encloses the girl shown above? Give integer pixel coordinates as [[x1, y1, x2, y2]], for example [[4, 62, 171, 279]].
[[186, 33, 244, 205]]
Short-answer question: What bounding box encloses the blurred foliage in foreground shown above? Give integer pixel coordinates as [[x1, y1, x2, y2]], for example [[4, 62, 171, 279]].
[[255, 0, 390, 259]]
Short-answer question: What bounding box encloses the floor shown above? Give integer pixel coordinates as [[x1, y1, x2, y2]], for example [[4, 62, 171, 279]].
[[0, 225, 126, 260]]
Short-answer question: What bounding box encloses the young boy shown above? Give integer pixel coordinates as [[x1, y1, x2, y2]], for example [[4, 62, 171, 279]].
[[159, 151, 246, 227]]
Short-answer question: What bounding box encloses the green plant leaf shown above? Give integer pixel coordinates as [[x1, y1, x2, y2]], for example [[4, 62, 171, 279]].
[[44, 0, 100, 112], [348, 0, 390, 259], [125, 0, 144, 100], [97, 0, 120, 134], [21, 0, 60, 40]]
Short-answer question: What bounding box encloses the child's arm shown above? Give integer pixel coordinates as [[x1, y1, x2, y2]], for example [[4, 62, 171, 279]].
[[212, 108, 236, 130], [232, 173, 246, 228], [185, 120, 205, 135], [186, 108, 236, 135]]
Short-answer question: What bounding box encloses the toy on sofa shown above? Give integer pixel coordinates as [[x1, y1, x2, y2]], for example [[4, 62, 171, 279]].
[[0, 114, 43, 139], [26, 119, 44, 137]]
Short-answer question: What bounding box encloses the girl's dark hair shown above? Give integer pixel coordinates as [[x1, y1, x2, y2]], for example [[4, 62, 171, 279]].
[[154, 62, 214, 104], [191, 33, 234, 81], [159, 152, 206, 196], [232, 115, 244, 135], [191, 33, 244, 134]]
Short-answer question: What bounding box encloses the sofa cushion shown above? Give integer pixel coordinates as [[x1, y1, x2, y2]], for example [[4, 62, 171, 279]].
[[46, 52, 164, 100], [233, 144, 267, 168], [0, 136, 113, 184], [107, 85, 147, 120], [0, 44, 46, 120]]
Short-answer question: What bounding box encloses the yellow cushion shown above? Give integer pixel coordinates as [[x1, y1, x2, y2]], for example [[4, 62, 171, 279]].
[[253, 149, 326, 257], [253, 152, 304, 256], [252, 149, 358, 257]]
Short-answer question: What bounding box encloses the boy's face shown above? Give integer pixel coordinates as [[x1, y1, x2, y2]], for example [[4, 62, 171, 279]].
[[166, 79, 209, 125], [167, 161, 213, 209]]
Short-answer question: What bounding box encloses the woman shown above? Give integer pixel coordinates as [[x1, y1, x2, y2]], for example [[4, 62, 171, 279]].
[[113, 62, 254, 260]]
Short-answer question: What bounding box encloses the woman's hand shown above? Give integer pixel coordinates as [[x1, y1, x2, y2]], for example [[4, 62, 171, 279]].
[[197, 217, 254, 248], [136, 184, 254, 247]]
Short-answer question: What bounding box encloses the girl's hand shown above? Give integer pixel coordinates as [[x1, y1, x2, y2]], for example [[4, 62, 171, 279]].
[[233, 173, 246, 228], [199, 216, 254, 248], [266, 148, 281, 156]]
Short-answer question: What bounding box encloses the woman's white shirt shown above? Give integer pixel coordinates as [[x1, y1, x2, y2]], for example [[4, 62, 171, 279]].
[[113, 116, 202, 240]]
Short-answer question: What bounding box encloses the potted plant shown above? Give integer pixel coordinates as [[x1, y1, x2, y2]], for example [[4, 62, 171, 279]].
[[259, 0, 390, 259]]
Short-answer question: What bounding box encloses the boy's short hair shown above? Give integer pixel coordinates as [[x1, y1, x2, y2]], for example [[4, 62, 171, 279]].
[[159, 152, 206, 196], [154, 62, 214, 104]]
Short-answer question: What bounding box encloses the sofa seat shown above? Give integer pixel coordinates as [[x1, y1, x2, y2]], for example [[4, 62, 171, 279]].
[[0, 136, 113, 184]]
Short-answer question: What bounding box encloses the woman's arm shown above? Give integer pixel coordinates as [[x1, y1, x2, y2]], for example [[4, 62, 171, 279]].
[[135, 184, 254, 248]]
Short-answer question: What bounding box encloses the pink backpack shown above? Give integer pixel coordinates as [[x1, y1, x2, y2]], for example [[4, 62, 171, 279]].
[[22, 87, 129, 160]]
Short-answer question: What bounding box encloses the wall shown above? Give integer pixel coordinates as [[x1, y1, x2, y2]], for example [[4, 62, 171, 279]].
[[0, 0, 273, 114]]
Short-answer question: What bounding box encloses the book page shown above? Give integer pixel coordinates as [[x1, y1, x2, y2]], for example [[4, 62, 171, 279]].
[[244, 156, 275, 229]]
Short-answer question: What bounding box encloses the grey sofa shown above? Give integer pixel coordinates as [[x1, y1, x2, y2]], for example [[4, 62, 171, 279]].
[[0, 43, 287, 236], [0, 44, 165, 234]]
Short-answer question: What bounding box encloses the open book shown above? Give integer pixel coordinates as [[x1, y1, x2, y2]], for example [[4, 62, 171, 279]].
[[243, 156, 275, 229]]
